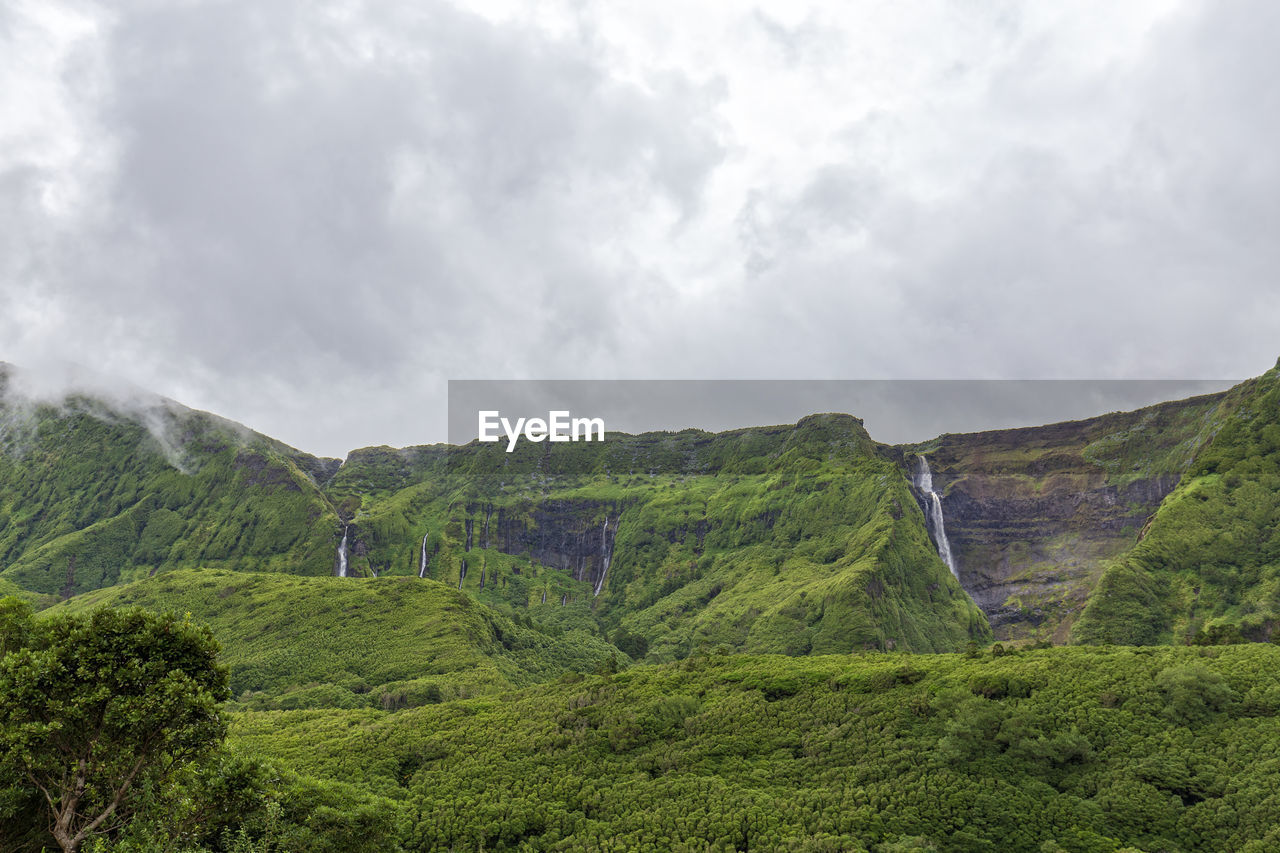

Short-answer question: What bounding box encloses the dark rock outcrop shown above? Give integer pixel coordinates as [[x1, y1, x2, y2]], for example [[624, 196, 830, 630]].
[[469, 500, 619, 591]]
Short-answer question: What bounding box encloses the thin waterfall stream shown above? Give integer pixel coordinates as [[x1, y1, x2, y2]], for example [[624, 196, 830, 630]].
[[335, 525, 350, 577], [593, 516, 613, 597], [914, 456, 959, 580]]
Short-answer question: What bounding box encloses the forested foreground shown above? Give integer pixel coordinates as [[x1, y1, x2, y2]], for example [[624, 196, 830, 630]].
[[7, 598, 1280, 852], [229, 644, 1280, 852]]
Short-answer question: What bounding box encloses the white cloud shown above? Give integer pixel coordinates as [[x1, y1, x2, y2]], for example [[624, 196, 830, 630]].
[[0, 0, 1275, 455]]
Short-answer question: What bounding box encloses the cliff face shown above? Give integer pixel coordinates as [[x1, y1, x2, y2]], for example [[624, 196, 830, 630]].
[[911, 393, 1225, 642], [464, 499, 619, 589]]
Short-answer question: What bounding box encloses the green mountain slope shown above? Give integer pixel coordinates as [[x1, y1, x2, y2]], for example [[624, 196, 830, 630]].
[[232, 643, 1280, 851], [1075, 361, 1280, 645], [56, 569, 625, 709], [330, 414, 990, 656], [0, 364, 343, 595]]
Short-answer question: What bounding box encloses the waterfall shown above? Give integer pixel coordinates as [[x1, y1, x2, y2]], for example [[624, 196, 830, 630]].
[[419, 534, 429, 579], [458, 558, 467, 589], [914, 456, 959, 580], [541, 589, 547, 604], [335, 525, 349, 577], [593, 516, 613, 597]]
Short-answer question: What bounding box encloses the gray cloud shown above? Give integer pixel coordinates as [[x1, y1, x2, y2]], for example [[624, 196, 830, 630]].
[[1, 0, 1275, 455]]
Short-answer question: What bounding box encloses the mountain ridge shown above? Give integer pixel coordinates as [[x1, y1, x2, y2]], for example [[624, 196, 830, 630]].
[[4, 358, 1280, 657]]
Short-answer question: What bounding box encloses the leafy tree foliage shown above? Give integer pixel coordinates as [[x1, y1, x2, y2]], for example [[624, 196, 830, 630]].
[[0, 602, 229, 852]]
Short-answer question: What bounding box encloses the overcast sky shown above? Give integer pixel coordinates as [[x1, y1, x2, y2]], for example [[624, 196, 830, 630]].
[[2, 0, 1276, 456]]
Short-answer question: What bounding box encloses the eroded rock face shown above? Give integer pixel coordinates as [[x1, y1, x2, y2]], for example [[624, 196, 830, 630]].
[[470, 500, 619, 589], [910, 394, 1225, 642]]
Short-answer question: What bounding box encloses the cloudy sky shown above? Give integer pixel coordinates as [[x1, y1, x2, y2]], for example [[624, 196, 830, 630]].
[[2, 0, 1277, 456]]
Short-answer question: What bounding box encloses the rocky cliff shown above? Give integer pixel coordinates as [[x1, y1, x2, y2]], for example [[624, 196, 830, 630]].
[[907, 392, 1225, 641]]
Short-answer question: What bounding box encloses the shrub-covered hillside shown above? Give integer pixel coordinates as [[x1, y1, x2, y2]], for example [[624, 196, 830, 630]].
[[233, 643, 1280, 852]]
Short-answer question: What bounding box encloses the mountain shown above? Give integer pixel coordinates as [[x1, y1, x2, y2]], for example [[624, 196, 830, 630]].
[[11, 359, 1280, 850], [0, 362, 344, 596], [0, 367, 989, 655], [329, 413, 989, 655], [7, 358, 1280, 656]]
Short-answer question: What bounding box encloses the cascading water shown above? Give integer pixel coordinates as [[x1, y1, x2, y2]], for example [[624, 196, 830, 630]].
[[335, 526, 350, 577], [914, 456, 959, 580], [593, 516, 612, 597], [419, 534, 429, 579]]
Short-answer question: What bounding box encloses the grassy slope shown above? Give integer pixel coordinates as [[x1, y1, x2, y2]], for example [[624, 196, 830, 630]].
[[1074, 362, 1280, 645], [233, 643, 1280, 852], [330, 414, 990, 657], [56, 569, 626, 710]]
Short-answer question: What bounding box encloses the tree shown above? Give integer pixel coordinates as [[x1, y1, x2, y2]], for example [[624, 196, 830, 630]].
[[0, 602, 230, 853], [1156, 664, 1237, 726]]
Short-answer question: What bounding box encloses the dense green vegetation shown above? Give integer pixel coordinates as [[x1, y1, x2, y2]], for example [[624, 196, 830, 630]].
[[0, 377, 342, 596], [14, 595, 1280, 851], [58, 569, 627, 710], [1075, 362, 1280, 645], [229, 643, 1280, 851]]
